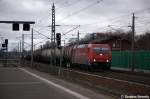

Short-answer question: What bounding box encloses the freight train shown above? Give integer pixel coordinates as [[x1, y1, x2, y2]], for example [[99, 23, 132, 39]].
[[63, 43, 112, 70], [28, 43, 112, 70]]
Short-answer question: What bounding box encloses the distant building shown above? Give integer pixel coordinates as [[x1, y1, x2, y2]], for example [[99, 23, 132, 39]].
[[90, 34, 132, 51]]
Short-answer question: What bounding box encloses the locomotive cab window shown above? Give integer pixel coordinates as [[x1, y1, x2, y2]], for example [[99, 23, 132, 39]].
[[93, 47, 110, 54]]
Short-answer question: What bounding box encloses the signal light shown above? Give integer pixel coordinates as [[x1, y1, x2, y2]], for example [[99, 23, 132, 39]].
[[5, 39, 8, 44], [23, 23, 30, 31], [56, 33, 61, 47], [2, 44, 6, 47], [12, 23, 19, 31]]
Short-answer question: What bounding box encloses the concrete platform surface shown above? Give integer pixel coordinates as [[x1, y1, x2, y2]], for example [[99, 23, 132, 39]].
[[0, 67, 116, 99]]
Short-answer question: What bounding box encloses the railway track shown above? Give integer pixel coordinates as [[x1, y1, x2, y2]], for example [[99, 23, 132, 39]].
[[93, 70, 150, 86], [15, 61, 150, 96], [62, 67, 150, 95], [68, 67, 150, 86]]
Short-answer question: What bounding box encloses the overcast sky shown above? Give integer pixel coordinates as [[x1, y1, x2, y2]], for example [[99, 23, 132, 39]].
[[0, 0, 150, 51]]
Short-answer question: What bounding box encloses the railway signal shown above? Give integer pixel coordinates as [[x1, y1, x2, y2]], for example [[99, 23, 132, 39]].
[[56, 33, 61, 47], [5, 39, 8, 45], [13, 23, 30, 31], [2, 39, 8, 48], [2, 44, 6, 47], [0, 21, 35, 31], [23, 23, 30, 31], [12, 23, 19, 31]]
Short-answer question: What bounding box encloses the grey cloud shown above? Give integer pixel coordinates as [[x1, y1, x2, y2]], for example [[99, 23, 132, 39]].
[[0, 0, 150, 51]]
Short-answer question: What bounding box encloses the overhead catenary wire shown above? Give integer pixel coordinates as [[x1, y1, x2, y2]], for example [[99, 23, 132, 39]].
[[36, 2, 150, 37], [134, 7, 150, 14], [62, 25, 80, 36], [56, 0, 82, 12], [33, 29, 50, 39], [32, 1, 150, 48], [57, 0, 102, 23], [76, 7, 150, 28], [24, 39, 48, 50]]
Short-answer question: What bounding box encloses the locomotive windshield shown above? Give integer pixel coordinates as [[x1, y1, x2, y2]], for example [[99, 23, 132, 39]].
[[93, 47, 110, 54]]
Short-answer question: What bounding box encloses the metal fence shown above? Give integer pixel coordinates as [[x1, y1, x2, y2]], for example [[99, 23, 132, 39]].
[[111, 51, 150, 71], [0, 52, 20, 67]]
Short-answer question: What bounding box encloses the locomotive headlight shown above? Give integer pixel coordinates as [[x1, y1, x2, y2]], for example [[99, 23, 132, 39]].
[[99, 54, 103, 56], [93, 59, 96, 62], [106, 60, 109, 62]]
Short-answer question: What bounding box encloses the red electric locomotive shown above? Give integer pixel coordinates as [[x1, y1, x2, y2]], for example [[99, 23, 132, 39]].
[[64, 43, 112, 70]]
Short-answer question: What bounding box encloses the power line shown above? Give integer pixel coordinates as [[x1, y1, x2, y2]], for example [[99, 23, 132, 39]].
[[56, 0, 82, 12], [33, 29, 50, 39], [82, 7, 150, 27], [62, 25, 80, 36], [69, 14, 130, 27], [57, 0, 102, 23], [24, 39, 48, 50], [134, 7, 150, 14]]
